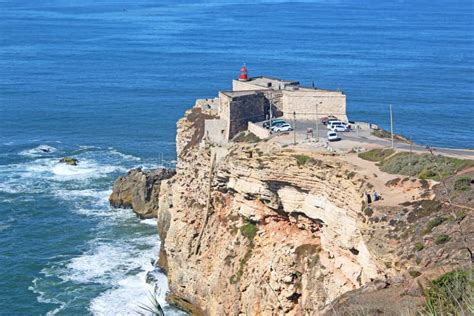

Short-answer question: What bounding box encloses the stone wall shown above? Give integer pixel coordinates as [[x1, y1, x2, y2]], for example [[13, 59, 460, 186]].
[[281, 89, 347, 121], [204, 119, 228, 145], [248, 121, 270, 139], [219, 91, 268, 140]]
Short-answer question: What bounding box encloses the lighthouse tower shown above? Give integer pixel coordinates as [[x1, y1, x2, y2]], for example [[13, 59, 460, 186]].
[[238, 64, 248, 81]]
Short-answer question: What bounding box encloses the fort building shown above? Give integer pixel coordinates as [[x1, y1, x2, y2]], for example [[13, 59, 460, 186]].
[[202, 65, 348, 143]]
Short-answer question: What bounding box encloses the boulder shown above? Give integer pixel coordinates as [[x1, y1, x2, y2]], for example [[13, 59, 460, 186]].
[[109, 168, 176, 218], [59, 157, 78, 166]]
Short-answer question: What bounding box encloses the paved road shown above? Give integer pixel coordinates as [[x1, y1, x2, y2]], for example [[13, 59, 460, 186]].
[[264, 119, 474, 158]]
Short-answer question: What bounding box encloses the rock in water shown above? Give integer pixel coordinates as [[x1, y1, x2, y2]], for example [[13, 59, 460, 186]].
[[109, 168, 176, 219], [59, 157, 78, 166]]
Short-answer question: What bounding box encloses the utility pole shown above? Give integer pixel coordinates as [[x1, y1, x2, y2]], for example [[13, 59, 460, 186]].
[[293, 111, 296, 145], [315, 103, 319, 142], [389, 104, 394, 149], [409, 137, 412, 165], [269, 92, 273, 130]]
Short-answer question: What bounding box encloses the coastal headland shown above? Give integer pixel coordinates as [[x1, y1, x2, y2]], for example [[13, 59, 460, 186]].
[[110, 75, 473, 315]]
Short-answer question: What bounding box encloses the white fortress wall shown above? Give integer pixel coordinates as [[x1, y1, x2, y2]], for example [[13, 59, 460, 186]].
[[281, 89, 347, 121]]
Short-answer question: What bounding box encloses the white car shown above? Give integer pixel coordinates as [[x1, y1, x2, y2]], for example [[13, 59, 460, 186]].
[[331, 124, 350, 132], [327, 131, 340, 141], [272, 123, 293, 132], [327, 120, 344, 130]]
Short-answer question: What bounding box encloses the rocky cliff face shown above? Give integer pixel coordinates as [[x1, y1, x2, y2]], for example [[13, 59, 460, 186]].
[[109, 168, 175, 218], [111, 105, 472, 315]]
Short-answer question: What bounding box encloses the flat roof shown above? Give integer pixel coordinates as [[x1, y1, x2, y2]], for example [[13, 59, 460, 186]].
[[245, 76, 299, 88], [220, 90, 262, 98]]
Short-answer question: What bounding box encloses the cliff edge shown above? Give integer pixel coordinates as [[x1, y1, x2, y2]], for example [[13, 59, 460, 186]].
[[110, 103, 473, 315]]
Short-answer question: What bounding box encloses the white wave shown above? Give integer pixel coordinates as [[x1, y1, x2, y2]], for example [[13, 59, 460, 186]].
[[141, 218, 157, 226], [28, 278, 67, 315], [11, 157, 124, 181], [19, 145, 57, 157], [90, 271, 158, 316], [61, 235, 159, 284], [109, 149, 142, 162], [54, 189, 111, 206]]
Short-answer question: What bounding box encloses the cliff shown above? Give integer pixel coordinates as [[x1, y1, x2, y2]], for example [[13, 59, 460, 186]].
[[110, 104, 473, 315], [109, 168, 175, 219]]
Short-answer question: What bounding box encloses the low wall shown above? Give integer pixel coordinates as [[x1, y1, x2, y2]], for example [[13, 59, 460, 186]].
[[248, 122, 270, 139]]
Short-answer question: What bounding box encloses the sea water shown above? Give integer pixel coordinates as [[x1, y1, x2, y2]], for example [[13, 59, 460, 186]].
[[0, 0, 472, 315]]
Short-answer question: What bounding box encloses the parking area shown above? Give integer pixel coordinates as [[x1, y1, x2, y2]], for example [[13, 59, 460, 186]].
[[254, 117, 375, 151], [252, 117, 474, 158]]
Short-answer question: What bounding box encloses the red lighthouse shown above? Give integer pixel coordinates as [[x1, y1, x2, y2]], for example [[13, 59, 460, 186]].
[[238, 64, 248, 81]]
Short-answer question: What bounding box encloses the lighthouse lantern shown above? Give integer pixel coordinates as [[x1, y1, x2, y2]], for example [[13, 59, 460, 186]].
[[238, 64, 248, 81]]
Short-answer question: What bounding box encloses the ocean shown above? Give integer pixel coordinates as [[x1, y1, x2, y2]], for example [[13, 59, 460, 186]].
[[0, 0, 472, 314]]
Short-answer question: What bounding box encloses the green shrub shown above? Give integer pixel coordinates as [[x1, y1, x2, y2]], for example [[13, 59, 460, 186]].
[[425, 217, 446, 233], [415, 242, 424, 251], [379, 153, 473, 180], [425, 269, 473, 315], [233, 132, 261, 143], [435, 234, 450, 245], [358, 148, 394, 162], [363, 207, 373, 217], [409, 270, 422, 278], [240, 223, 258, 242], [294, 154, 312, 166], [454, 176, 472, 192]]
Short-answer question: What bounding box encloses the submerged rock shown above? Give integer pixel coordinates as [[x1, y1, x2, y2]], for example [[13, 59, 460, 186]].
[[109, 168, 176, 219], [59, 157, 78, 166]]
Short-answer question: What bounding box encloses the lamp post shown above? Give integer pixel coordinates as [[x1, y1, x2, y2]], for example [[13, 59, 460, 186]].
[[390, 104, 394, 149], [293, 111, 296, 145]]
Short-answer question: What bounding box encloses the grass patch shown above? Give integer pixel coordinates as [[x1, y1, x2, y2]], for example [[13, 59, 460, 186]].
[[424, 216, 446, 233], [240, 222, 258, 242], [233, 132, 261, 143], [293, 154, 313, 166], [230, 221, 258, 284], [454, 176, 472, 192], [435, 234, 450, 245], [378, 153, 473, 180], [358, 148, 395, 162], [372, 127, 410, 143], [415, 242, 424, 251], [425, 268, 473, 315]]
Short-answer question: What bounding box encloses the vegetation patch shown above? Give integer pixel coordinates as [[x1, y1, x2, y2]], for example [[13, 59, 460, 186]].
[[409, 270, 422, 278], [415, 242, 424, 251], [230, 221, 258, 284], [363, 207, 373, 217], [233, 131, 261, 143], [358, 148, 394, 162], [346, 171, 356, 179], [454, 176, 472, 192], [385, 177, 400, 187], [372, 127, 410, 143], [406, 199, 443, 223], [378, 153, 473, 180], [435, 234, 450, 245], [425, 268, 473, 315], [424, 216, 446, 234], [240, 222, 258, 242], [293, 154, 313, 166]]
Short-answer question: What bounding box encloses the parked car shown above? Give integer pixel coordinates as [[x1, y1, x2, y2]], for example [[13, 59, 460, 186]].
[[331, 124, 350, 132], [327, 131, 340, 141], [327, 120, 343, 130], [263, 118, 286, 129], [321, 116, 338, 125], [272, 123, 293, 132]]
